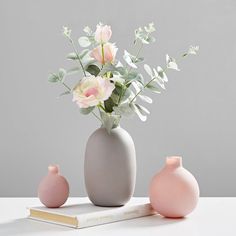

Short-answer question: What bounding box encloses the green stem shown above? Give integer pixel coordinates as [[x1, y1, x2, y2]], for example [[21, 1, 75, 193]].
[[101, 43, 105, 65], [98, 103, 106, 112], [92, 110, 102, 123], [62, 82, 71, 92], [70, 40, 86, 77]]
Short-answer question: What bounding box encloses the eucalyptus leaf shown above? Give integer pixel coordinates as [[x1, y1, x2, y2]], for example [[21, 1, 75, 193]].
[[120, 88, 135, 103], [123, 50, 137, 68], [48, 73, 60, 83], [86, 64, 100, 76], [67, 49, 90, 61], [78, 36, 91, 47], [123, 71, 144, 85], [80, 106, 95, 115], [135, 103, 150, 115], [130, 103, 147, 121], [157, 66, 168, 82], [144, 64, 153, 77], [138, 94, 153, 104], [166, 54, 180, 71], [58, 68, 66, 80], [67, 52, 78, 60], [146, 83, 161, 93], [152, 78, 166, 90]]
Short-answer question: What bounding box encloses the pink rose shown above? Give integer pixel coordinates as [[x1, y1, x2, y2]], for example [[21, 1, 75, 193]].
[[95, 24, 112, 43], [90, 43, 118, 64], [73, 76, 115, 108]]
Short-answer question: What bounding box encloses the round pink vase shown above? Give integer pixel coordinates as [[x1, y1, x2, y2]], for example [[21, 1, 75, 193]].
[[38, 165, 69, 208], [149, 156, 199, 218]]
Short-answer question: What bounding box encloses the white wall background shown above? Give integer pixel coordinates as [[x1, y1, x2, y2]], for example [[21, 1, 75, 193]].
[[0, 0, 236, 197]]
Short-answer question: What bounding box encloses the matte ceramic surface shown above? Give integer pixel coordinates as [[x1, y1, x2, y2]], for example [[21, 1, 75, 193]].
[[149, 156, 199, 218], [38, 165, 69, 208], [84, 127, 136, 206]]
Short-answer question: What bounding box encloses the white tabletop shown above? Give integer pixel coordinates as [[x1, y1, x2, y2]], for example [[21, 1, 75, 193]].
[[0, 197, 235, 236]]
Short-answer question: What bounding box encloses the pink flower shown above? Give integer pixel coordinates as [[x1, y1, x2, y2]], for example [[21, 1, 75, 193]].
[[95, 24, 112, 43], [73, 76, 115, 108], [90, 43, 118, 64]]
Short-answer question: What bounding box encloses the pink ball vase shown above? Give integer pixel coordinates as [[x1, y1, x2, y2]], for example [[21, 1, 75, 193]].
[[149, 156, 199, 218], [38, 165, 69, 208]]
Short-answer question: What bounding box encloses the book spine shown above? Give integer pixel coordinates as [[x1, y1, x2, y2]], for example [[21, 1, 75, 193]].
[[77, 203, 156, 228]]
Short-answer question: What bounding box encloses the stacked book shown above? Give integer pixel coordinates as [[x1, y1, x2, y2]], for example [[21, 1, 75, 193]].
[[28, 198, 156, 228]]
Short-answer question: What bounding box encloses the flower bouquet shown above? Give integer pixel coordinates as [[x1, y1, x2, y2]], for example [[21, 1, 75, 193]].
[[49, 23, 198, 133]]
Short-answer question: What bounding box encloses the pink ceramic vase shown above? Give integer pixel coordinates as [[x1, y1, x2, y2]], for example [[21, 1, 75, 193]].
[[149, 156, 199, 218], [38, 165, 69, 208]]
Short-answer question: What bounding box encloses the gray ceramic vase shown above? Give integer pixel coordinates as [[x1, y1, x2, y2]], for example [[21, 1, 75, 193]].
[[84, 126, 136, 207]]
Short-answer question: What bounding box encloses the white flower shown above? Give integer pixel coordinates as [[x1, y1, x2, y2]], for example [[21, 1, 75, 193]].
[[73, 76, 115, 108], [94, 24, 112, 43]]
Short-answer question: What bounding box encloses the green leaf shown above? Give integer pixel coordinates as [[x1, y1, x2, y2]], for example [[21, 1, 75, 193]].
[[135, 103, 150, 115], [156, 66, 168, 82], [135, 23, 156, 45], [130, 103, 147, 121], [144, 64, 153, 77], [138, 94, 153, 104], [48, 73, 60, 83], [58, 68, 66, 80], [146, 83, 161, 93], [86, 64, 100, 76], [166, 54, 180, 71], [80, 106, 95, 115], [78, 36, 91, 47], [123, 71, 144, 85], [67, 49, 90, 61], [123, 50, 137, 68], [67, 52, 77, 60]]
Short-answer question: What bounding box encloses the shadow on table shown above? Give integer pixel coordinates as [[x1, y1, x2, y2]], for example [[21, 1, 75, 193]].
[[0, 218, 73, 235], [120, 214, 186, 228]]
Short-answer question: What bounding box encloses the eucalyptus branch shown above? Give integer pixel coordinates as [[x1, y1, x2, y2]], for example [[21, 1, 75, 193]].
[[70, 40, 87, 77], [129, 76, 157, 104], [62, 82, 72, 92]]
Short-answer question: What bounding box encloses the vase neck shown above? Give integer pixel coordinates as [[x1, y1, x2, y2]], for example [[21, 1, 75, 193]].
[[165, 156, 182, 169]]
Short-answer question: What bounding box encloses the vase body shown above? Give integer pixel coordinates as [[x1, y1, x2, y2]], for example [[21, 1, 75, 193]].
[[149, 156, 199, 218], [84, 126, 136, 206], [38, 165, 69, 208]]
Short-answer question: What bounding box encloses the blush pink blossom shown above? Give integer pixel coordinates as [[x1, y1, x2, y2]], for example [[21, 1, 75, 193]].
[[95, 24, 112, 43], [90, 43, 118, 65], [73, 76, 115, 108]]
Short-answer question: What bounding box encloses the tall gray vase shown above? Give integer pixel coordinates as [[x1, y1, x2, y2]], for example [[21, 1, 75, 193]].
[[84, 126, 136, 207]]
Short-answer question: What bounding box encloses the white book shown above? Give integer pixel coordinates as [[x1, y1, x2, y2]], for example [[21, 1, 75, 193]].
[[28, 200, 156, 228]]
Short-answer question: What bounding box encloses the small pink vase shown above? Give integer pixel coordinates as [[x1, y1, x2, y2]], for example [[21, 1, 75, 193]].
[[38, 165, 69, 208], [149, 156, 199, 218]]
